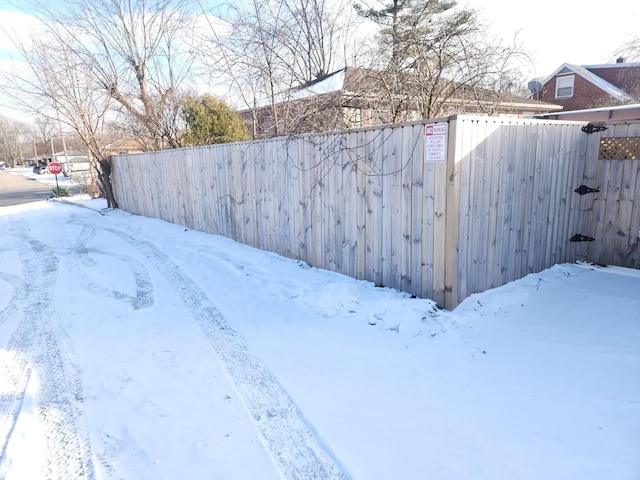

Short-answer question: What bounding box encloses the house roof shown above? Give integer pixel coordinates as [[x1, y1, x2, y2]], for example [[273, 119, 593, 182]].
[[539, 63, 636, 103], [289, 68, 347, 99], [249, 68, 349, 108], [106, 137, 147, 153], [582, 62, 640, 70], [252, 66, 561, 114]]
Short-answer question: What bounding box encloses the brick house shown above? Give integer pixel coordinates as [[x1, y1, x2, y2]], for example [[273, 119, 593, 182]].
[[532, 59, 640, 110]]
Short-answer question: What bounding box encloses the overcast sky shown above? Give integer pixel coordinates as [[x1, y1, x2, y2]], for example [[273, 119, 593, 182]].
[[469, 0, 640, 80]]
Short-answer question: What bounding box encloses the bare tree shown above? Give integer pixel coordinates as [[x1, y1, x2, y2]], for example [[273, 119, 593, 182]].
[[2, 34, 120, 206], [39, 0, 199, 149], [211, 0, 298, 137], [202, 0, 529, 138], [201, 0, 362, 137], [616, 37, 640, 63], [0, 0, 201, 206], [277, 0, 354, 83], [0, 115, 30, 167], [2, 0, 198, 148], [614, 38, 640, 102]]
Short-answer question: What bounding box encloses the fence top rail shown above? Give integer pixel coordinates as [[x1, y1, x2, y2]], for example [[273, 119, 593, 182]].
[[451, 114, 589, 127], [111, 117, 453, 158], [111, 114, 591, 159]]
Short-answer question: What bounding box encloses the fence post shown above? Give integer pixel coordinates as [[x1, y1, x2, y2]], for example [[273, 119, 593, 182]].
[[444, 116, 461, 310]]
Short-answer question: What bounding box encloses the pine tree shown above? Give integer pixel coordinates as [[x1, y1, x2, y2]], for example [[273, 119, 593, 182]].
[[354, 0, 503, 119]]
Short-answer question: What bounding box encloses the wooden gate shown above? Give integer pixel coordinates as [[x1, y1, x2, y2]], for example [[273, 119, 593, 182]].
[[578, 121, 640, 268]]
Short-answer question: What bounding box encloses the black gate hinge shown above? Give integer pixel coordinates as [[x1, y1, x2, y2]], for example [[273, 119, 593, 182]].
[[581, 123, 608, 134], [574, 185, 600, 195], [570, 234, 595, 242]]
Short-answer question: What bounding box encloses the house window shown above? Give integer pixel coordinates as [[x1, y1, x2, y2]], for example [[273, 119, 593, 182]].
[[555, 75, 575, 99]]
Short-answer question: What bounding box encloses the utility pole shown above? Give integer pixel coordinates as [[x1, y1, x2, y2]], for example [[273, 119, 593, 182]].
[[49, 122, 55, 166], [33, 137, 38, 164], [17, 135, 23, 166]]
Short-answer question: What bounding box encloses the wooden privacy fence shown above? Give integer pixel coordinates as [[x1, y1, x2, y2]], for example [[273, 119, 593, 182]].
[[111, 115, 636, 309], [447, 116, 592, 305], [580, 121, 640, 269]]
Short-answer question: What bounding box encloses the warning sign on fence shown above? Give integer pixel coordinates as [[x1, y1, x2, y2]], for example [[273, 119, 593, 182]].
[[424, 123, 448, 163]]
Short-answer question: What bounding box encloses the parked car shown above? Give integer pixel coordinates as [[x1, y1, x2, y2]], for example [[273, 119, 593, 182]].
[[0, 161, 6, 170], [33, 165, 49, 174]]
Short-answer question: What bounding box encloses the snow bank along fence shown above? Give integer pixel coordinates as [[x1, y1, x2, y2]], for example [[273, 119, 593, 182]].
[[111, 115, 640, 309]]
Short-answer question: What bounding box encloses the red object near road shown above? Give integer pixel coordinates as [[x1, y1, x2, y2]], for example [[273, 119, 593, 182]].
[[48, 162, 63, 175]]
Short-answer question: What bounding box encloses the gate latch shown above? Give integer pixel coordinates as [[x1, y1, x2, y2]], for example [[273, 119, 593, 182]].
[[581, 123, 608, 134], [570, 234, 595, 242], [574, 185, 600, 195]]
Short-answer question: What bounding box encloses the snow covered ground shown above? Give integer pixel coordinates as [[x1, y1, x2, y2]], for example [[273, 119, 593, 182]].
[[0, 185, 639, 479]]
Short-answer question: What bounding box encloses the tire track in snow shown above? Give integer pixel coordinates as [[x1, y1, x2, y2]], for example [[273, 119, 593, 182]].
[[61, 215, 166, 479], [0, 234, 26, 329], [0, 349, 31, 467], [72, 214, 349, 479], [0, 222, 33, 472], [70, 222, 154, 310], [0, 219, 96, 480]]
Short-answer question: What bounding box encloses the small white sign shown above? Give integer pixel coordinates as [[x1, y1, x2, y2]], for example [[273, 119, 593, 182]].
[[424, 123, 448, 163]]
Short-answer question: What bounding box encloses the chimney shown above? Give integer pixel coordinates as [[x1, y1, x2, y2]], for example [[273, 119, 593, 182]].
[[616, 57, 625, 63]]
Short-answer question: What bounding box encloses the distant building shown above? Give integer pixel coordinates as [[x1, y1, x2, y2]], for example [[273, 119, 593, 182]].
[[53, 151, 91, 173], [105, 137, 147, 155], [530, 59, 640, 111]]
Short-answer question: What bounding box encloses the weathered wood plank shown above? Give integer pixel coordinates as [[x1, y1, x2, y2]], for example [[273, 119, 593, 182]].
[[444, 118, 461, 308], [559, 127, 584, 263], [557, 126, 581, 263], [624, 123, 640, 268], [381, 125, 395, 288], [577, 128, 601, 262], [296, 136, 311, 263], [464, 118, 480, 299], [422, 124, 436, 300], [410, 124, 424, 297], [485, 120, 502, 288], [398, 125, 413, 294], [471, 118, 490, 293], [544, 126, 562, 268], [363, 128, 380, 283], [455, 118, 474, 301], [507, 122, 529, 281], [528, 124, 552, 272], [343, 131, 358, 276], [355, 129, 367, 280], [431, 138, 447, 307]]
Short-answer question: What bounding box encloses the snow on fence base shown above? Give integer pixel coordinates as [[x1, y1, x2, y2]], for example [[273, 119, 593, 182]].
[[110, 115, 640, 309]]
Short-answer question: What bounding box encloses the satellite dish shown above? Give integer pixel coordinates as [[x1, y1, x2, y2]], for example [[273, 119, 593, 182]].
[[528, 80, 543, 94]]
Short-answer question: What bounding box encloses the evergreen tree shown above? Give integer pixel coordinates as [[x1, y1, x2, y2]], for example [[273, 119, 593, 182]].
[[181, 96, 250, 146], [355, 0, 473, 71], [354, 0, 521, 119]]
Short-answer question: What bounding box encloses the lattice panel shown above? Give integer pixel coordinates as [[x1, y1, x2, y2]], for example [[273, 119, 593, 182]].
[[599, 137, 640, 160]]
